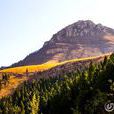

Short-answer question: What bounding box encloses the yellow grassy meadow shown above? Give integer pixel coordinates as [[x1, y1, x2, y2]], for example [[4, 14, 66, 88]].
[[0, 52, 111, 74]]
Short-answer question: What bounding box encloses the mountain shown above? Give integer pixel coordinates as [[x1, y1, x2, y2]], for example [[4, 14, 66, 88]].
[[11, 20, 114, 67]]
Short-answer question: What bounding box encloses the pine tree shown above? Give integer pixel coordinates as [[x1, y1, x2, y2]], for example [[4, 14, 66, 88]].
[[20, 101, 25, 114], [30, 93, 40, 114]]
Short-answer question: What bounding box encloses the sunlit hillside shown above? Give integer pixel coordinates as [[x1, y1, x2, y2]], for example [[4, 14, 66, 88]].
[[0, 75, 27, 99], [0, 62, 57, 74], [0, 53, 112, 74], [0, 53, 112, 99]]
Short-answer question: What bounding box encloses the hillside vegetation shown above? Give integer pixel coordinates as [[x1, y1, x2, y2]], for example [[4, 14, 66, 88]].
[[0, 53, 111, 74], [0, 62, 57, 74], [0, 53, 111, 99], [0, 54, 114, 114]]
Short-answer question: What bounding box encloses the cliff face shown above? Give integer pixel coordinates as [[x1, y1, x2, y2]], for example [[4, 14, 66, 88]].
[[11, 20, 114, 67]]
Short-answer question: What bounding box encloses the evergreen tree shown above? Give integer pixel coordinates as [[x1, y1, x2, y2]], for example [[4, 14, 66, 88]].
[[30, 93, 40, 114]]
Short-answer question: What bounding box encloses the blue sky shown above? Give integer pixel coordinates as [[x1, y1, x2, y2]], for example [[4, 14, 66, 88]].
[[0, 0, 114, 66]]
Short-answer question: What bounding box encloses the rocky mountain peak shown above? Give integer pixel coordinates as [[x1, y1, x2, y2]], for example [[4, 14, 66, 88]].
[[11, 20, 114, 67], [46, 20, 114, 46]]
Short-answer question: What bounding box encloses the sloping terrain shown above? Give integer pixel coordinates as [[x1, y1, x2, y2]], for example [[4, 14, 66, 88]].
[[0, 75, 27, 99], [1, 53, 114, 114], [1, 20, 114, 99], [0, 53, 111, 99], [10, 20, 114, 67], [0, 53, 111, 74]]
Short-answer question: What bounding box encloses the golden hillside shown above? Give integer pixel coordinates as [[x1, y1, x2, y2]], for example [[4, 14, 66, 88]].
[[0, 52, 111, 74], [0, 53, 111, 99]]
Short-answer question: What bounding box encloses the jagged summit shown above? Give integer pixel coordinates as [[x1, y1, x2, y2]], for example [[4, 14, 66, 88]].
[[45, 20, 114, 46], [11, 20, 114, 67]]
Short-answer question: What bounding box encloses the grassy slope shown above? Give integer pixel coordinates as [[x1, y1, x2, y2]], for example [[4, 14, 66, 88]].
[[0, 63, 57, 74], [0, 76, 27, 99], [0, 52, 112, 99], [0, 52, 111, 74]]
